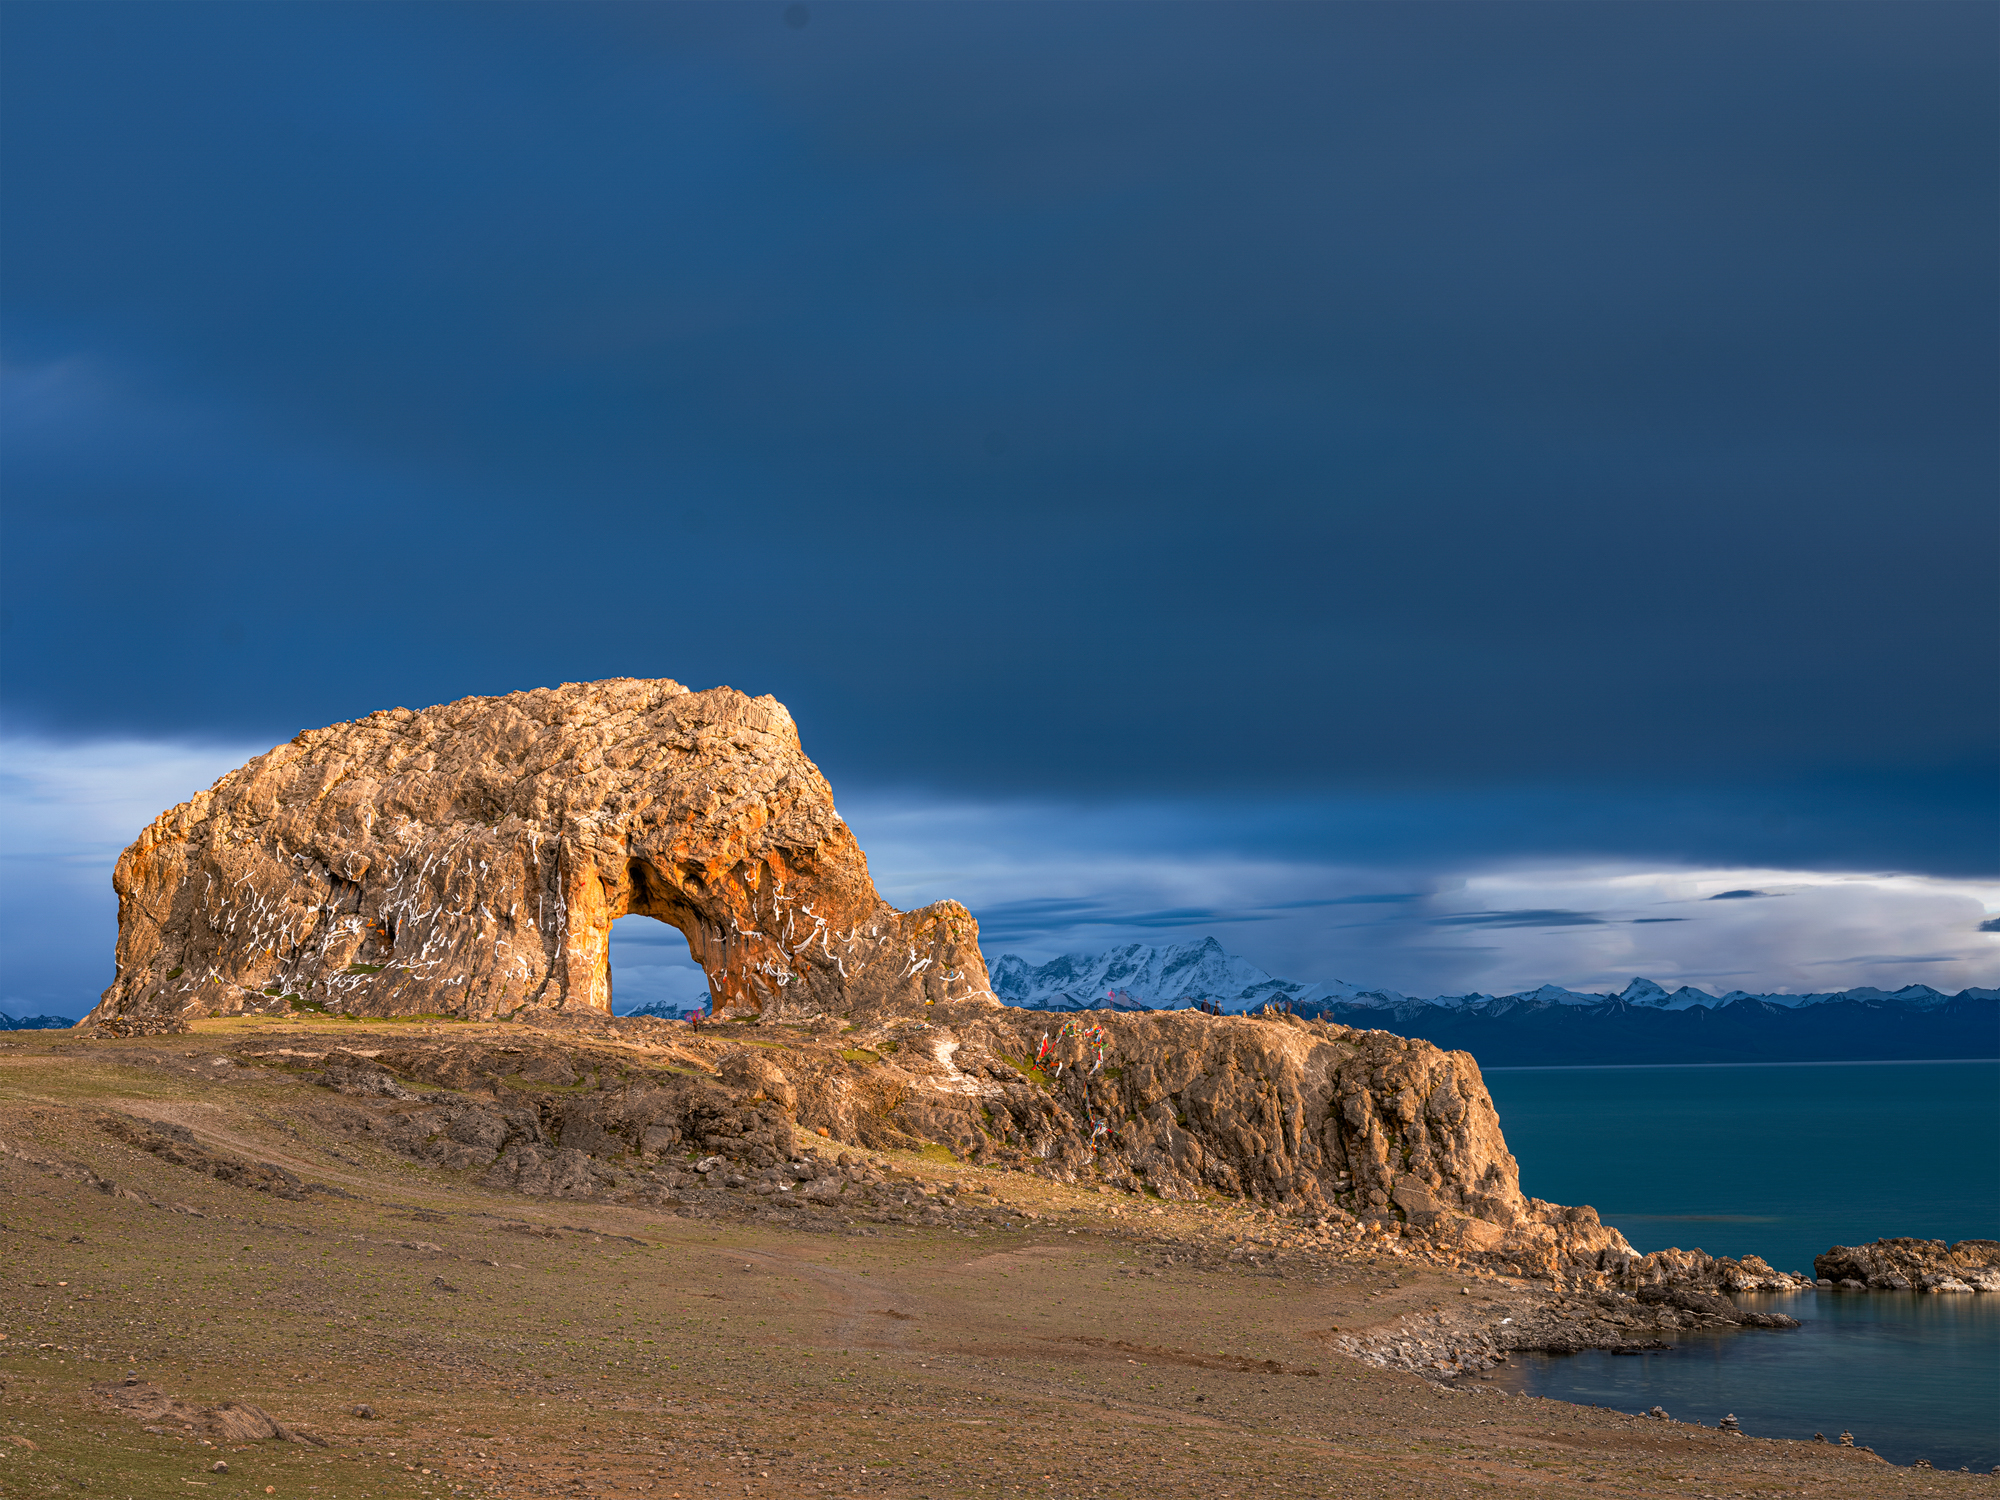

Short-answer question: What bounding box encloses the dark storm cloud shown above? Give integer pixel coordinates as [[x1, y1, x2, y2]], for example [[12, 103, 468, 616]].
[[1709, 890, 1773, 900], [972, 896, 1274, 944], [1427, 909, 1606, 930], [952, 775, 1996, 880], [1, 2, 1993, 876], [1278, 894, 1428, 909]]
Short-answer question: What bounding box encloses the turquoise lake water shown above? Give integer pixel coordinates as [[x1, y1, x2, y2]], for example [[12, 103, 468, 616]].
[[1481, 1060, 2000, 1470]]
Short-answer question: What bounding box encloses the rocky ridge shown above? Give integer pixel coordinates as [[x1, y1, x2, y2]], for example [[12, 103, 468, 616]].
[[110, 1006, 1654, 1285]]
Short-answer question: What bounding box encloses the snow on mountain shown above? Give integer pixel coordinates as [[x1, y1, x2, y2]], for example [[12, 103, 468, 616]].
[[988, 937, 1379, 1014], [1521, 983, 1610, 1006], [988, 942, 1992, 1017], [618, 1000, 701, 1020], [1617, 978, 1673, 1006]]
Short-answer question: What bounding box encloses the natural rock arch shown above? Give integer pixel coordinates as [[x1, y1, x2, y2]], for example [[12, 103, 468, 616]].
[[88, 679, 993, 1029]]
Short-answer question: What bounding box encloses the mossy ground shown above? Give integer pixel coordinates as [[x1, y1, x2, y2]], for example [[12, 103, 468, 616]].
[[0, 1023, 1969, 1499]]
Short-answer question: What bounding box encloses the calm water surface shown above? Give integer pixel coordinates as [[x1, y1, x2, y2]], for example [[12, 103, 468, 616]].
[[1490, 1293, 1999, 1471], [1480, 1060, 2000, 1470]]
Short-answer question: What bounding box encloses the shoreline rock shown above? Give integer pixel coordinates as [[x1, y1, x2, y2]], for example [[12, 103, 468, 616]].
[[1813, 1238, 2000, 1293]]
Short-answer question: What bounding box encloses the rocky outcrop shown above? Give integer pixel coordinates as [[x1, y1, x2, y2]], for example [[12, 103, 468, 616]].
[[86, 679, 991, 1030], [1333, 1277, 1801, 1381], [854, 1005, 1635, 1274], [93, 1378, 324, 1445], [80, 674, 1635, 1274], [1813, 1238, 2000, 1293], [223, 1005, 1634, 1275], [1617, 1246, 1814, 1295]]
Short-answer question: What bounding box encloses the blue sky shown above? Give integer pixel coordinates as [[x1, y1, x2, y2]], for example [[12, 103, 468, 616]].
[[2, 3, 1994, 1015]]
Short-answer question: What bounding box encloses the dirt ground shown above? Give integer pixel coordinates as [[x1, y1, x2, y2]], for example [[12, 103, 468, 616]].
[[0, 1021, 1984, 1499]]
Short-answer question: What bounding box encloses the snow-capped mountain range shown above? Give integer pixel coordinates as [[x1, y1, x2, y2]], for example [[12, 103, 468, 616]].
[[988, 938, 1355, 1014], [989, 937, 1996, 1015]]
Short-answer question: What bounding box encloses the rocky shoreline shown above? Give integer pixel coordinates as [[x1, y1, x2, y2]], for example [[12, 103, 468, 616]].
[[1815, 1237, 2000, 1294]]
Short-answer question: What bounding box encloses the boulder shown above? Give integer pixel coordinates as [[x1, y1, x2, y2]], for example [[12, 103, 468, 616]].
[[85, 680, 990, 1028]]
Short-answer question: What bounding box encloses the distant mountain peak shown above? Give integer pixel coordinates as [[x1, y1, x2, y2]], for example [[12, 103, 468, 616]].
[[988, 937, 1369, 1014], [987, 940, 1993, 1019], [1618, 977, 1671, 1005]]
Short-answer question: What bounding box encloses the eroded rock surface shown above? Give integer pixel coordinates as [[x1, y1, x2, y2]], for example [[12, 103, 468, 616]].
[[92, 1380, 324, 1446], [1619, 1245, 1815, 1294], [87, 679, 989, 1030], [212, 1005, 1634, 1275], [851, 1005, 1636, 1276], [1814, 1237, 2000, 1293]]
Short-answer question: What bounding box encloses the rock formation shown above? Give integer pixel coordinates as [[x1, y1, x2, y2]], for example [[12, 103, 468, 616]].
[[87, 679, 990, 1030], [86, 675, 1639, 1274], [1813, 1237, 2000, 1292], [93, 1377, 323, 1446], [1616, 1245, 1814, 1294], [852, 1005, 1636, 1274], [216, 1001, 1635, 1276]]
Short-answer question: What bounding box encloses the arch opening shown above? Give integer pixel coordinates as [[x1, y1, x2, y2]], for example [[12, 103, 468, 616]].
[[607, 913, 711, 1019]]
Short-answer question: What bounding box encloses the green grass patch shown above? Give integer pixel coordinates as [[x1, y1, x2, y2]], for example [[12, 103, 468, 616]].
[[915, 1143, 957, 1165], [998, 1054, 1054, 1089], [840, 1047, 881, 1065], [343, 962, 387, 974], [287, 996, 329, 1014]]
